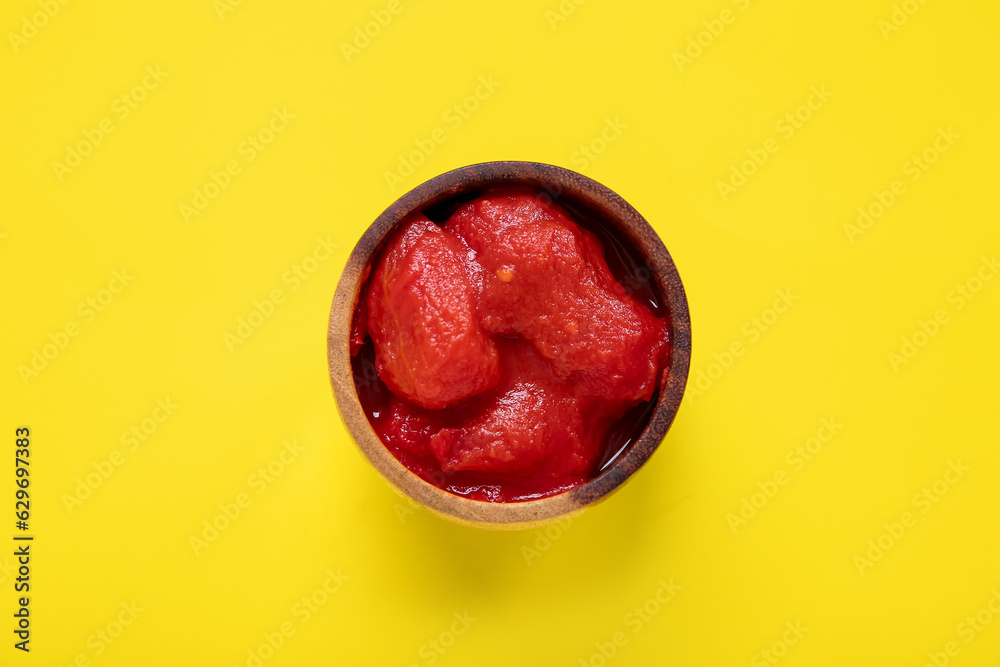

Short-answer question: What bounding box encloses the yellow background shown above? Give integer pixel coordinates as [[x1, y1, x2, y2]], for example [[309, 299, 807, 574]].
[[2, 0, 999, 665]]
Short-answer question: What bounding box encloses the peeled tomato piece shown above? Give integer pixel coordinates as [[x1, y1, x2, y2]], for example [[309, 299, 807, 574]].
[[366, 215, 500, 410]]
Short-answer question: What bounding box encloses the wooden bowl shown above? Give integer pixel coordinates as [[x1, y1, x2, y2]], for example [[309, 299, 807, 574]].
[[328, 161, 691, 529]]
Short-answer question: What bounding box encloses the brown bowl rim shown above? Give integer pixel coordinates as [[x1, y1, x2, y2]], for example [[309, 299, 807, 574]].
[[328, 161, 691, 529]]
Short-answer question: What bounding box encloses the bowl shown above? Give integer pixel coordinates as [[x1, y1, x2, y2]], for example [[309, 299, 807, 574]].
[[328, 161, 690, 529]]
